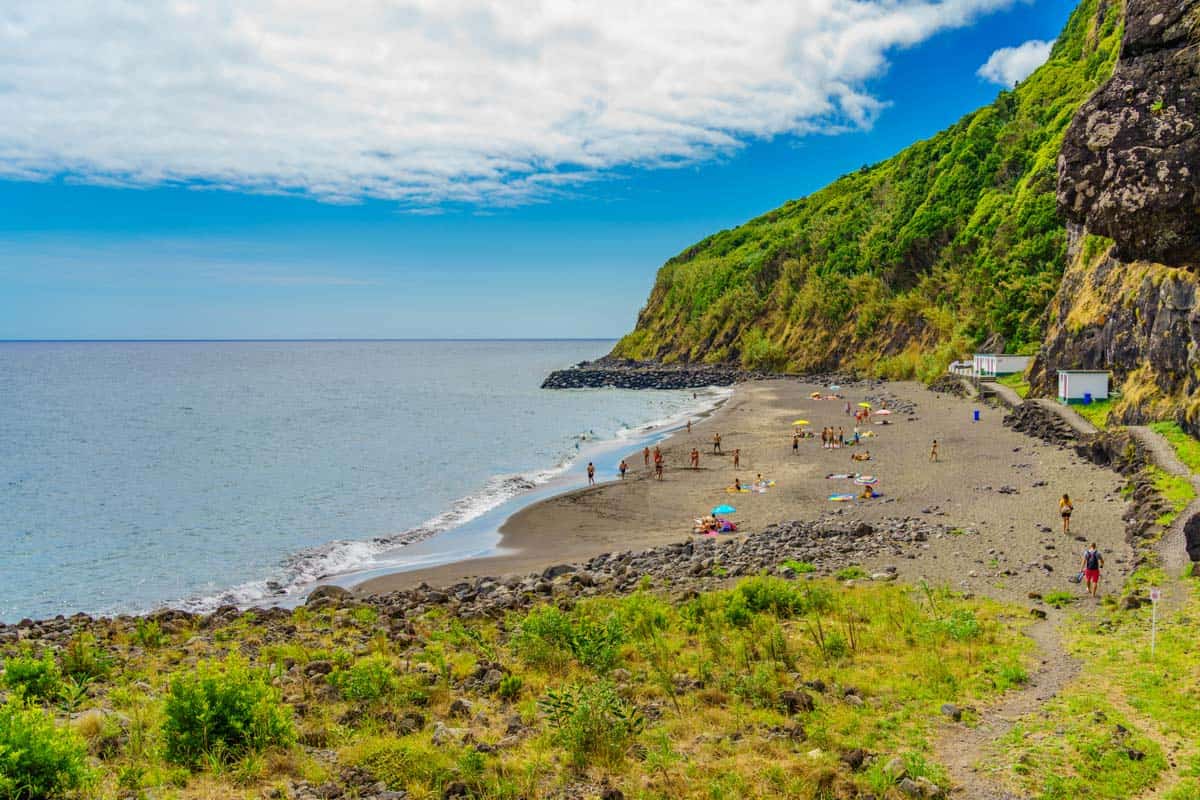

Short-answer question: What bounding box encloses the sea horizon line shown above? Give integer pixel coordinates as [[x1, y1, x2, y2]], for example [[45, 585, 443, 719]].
[[0, 337, 620, 344]]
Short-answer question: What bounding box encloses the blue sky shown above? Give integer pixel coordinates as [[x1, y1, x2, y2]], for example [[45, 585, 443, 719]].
[[0, 0, 1076, 340]]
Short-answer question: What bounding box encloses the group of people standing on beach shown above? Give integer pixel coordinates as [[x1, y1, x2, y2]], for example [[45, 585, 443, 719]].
[[820, 426, 860, 449]]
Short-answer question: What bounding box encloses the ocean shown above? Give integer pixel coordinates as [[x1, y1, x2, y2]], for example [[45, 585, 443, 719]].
[[0, 340, 724, 623]]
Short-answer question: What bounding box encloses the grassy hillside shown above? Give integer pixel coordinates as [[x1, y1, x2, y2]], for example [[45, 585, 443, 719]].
[[612, 0, 1123, 380], [0, 578, 1035, 800]]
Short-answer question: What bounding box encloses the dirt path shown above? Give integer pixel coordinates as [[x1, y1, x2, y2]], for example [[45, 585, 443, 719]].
[[934, 615, 1081, 800], [936, 419, 1198, 800], [1129, 425, 1197, 585]]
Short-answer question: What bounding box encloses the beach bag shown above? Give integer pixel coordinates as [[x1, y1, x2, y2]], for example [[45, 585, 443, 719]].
[[1068, 571, 1084, 584]]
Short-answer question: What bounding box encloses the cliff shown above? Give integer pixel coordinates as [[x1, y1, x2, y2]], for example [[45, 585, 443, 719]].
[[1030, 0, 1199, 428], [611, 0, 1123, 380]]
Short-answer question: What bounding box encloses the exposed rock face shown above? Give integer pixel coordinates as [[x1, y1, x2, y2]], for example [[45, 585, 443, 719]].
[[1057, 0, 1200, 265], [1036, 0, 1200, 428], [1027, 255, 1200, 422]]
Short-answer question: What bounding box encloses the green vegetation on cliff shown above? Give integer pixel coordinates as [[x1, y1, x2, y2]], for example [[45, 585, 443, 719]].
[[613, 0, 1122, 379]]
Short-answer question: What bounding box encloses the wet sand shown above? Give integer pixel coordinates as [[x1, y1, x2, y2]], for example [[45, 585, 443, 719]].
[[355, 380, 1131, 602]]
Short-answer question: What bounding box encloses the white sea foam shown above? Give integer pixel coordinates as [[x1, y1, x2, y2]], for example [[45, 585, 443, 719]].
[[176, 384, 733, 615]]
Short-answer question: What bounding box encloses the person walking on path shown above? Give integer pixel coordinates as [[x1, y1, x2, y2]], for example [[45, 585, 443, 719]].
[[732, 448, 740, 469], [587, 462, 595, 485], [713, 433, 722, 454], [1060, 493, 1074, 534], [929, 440, 939, 462], [1081, 543, 1104, 597], [619, 459, 628, 479], [643, 446, 650, 467]]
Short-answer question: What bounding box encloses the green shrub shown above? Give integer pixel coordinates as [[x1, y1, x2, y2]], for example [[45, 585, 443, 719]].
[[512, 606, 626, 674], [329, 655, 396, 703], [834, 566, 868, 581], [132, 619, 166, 649], [0, 699, 92, 800], [780, 559, 817, 574], [0, 654, 61, 702], [59, 634, 112, 683], [497, 674, 524, 701], [539, 682, 645, 768], [162, 657, 294, 768], [735, 576, 834, 618]]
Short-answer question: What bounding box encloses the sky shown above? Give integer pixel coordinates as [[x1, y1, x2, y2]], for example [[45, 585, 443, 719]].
[[0, 0, 1078, 340]]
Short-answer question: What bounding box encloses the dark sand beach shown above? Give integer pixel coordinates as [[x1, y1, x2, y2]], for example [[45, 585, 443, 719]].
[[356, 379, 1131, 603]]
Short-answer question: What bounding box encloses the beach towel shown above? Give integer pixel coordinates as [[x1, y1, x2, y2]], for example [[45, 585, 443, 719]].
[[828, 493, 854, 502], [825, 473, 854, 480]]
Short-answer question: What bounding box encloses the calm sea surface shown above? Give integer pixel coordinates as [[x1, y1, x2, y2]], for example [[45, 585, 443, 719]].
[[0, 341, 717, 622]]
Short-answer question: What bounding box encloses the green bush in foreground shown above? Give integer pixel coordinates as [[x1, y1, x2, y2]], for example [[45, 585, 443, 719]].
[[0, 654, 61, 703], [540, 681, 646, 768], [162, 657, 294, 768], [0, 699, 92, 800]]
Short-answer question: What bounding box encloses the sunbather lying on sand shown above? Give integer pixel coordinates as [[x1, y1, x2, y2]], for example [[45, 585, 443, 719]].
[[850, 450, 871, 462]]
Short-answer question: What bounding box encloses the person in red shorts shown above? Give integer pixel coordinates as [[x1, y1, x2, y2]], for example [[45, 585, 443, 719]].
[[1081, 543, 1104, 598]]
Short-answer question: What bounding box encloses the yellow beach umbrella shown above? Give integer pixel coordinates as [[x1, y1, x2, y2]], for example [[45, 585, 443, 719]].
[[792, 419, 810, 426], [858, 402, 872, 408]]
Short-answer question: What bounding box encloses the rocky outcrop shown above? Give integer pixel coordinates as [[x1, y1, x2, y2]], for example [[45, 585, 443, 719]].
[[1035, 0, 1200, 428], [1057, 0, 1199, 265], [1028, 254, 1200, 424]]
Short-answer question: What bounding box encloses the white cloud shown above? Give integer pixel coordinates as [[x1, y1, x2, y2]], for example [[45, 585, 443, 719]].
[[1, 0, 1021, 206], [977, 39, 1054, 87]]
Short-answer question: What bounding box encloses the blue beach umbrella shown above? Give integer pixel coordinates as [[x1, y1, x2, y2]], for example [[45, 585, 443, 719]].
[[712, 504, 736, 515]]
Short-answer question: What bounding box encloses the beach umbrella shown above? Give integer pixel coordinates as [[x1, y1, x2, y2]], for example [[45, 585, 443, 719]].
[[854, 475, 878, 486], [792, 419, 810, 426], [712, 504, 736, 515], [810, 391, 822, 398], [858, 402, 872, 408], [875, 409, 892, 416]]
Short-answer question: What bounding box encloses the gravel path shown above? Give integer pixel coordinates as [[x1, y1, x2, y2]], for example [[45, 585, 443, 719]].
[[1129, 424, 1198, 583], [935, 616, 1081, 800]]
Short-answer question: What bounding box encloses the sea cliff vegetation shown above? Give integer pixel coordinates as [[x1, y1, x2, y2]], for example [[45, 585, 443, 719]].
[[612, 0, 1123, 381]]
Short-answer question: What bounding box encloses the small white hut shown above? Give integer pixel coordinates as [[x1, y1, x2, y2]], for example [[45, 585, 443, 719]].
[[1057, 370, 1110, 404], [973, 354, 1032, 378]]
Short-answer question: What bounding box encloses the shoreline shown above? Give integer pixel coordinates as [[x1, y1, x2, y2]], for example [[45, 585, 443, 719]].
[[350, 382, 745, 596], [331, 385, 735, 596], [354, 377, 1134, 605]]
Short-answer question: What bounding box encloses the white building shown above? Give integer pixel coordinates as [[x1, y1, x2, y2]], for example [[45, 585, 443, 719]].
[[972, 354, 1032, 378], [1057, 370, 1110, 404], [948, 360, 974, 376]]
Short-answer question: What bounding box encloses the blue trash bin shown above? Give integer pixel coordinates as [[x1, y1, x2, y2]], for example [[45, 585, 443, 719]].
[[1083, 392, 1093, 405], [973, 409, 980, 422]]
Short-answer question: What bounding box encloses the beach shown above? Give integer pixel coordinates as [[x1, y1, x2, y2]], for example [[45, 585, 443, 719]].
[[356, 379, 1132, 602]]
